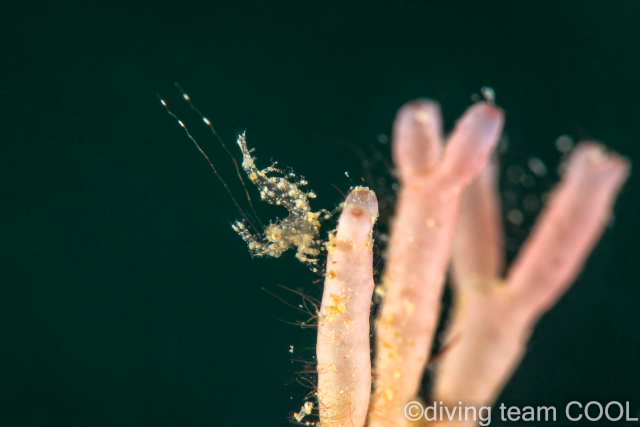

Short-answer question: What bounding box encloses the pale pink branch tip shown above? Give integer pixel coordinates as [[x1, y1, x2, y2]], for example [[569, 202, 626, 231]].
[[508, 141, 630, 318], [317, 187, 378, 427]]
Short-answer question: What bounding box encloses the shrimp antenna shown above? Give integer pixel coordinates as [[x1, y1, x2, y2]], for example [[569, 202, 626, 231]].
[[261, 287, 316, 316], [174, 83, 263, 229], [157, 94, 260, 234]]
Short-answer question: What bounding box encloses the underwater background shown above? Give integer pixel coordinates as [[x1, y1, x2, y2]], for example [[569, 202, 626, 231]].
[[2, 1, 639, 425]]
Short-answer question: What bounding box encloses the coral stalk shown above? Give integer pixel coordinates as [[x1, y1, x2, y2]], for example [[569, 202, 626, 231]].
[[433, 143, 629, 427], [369, 101, 504, 427], [317, 188, 379, 427]]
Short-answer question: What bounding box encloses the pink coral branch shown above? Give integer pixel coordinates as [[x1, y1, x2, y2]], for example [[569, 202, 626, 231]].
[[317, 188, 378, 427], [508, 142, 630, 317], [369, 101, 504, 427], [433, 143, 629, 426], [451, 160, 504, 290]]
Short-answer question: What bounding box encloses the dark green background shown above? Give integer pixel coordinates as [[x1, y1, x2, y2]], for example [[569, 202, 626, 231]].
[[2, 1, 639, 426]]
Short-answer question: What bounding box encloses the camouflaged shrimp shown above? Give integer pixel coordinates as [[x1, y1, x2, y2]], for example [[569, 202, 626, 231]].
[[232, 132, 332, 273], [158, 89, 333, 274]]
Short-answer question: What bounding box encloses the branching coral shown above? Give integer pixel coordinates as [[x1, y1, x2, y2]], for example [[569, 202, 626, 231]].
[[314, 100, 628, 427]]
